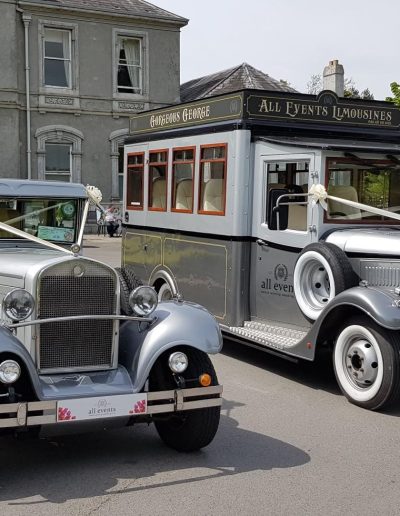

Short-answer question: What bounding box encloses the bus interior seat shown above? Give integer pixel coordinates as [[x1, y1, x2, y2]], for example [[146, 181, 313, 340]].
[[202, 179, 223, 212], [175, 178, 193, 210], [151, 178, 166, 209], [327, 185, 361, 218], [285, 185, 307, 231], [287, 204, 308, 231]]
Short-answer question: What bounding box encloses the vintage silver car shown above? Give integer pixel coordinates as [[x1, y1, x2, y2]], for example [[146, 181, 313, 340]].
[[0, 179, 222, 452]]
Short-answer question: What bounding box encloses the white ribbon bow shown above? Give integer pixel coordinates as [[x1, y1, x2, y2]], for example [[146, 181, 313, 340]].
[[309, 184, 328, 210], [85, 185, 103, 206]]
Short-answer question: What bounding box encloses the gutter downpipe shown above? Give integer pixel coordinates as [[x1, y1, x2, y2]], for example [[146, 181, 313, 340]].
[[21, 12, 32, 180]]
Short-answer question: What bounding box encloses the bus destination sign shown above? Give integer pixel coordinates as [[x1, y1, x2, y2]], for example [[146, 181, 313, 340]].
[[129, 94, 244, 134], [246, 91, 400, 129]]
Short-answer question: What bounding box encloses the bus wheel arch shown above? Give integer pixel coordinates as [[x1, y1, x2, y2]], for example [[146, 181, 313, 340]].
[[149, 267, 179, 302]]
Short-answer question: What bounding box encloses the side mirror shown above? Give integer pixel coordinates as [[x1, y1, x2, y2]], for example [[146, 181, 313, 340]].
[[268, 189, 289, 230]]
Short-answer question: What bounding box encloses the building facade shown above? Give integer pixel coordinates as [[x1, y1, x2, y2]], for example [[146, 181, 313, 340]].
[[0, 0, 187, 203]]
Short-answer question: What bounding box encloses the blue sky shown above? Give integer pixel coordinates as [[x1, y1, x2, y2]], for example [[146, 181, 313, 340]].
[[154, 0, 399, 100]]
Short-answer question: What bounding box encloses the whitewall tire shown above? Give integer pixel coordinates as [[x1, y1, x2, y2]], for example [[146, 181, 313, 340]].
[[333, 317, 400, 410], [293, 243, 357, 321]]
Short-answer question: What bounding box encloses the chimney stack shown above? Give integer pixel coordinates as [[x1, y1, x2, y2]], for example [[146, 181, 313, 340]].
[[323, 59, 344, 96]]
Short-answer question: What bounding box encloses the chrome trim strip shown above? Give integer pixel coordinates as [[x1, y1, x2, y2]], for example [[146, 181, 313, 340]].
[[5, 314, 153, 329]]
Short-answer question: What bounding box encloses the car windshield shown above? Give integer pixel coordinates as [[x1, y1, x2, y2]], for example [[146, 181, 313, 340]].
[[0, 198, 79, 243], [326, 157, 400, 223]]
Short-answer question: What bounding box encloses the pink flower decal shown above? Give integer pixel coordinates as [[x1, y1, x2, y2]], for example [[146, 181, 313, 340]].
[[129, 399, 146, 414], [58, 406, 76, 421]]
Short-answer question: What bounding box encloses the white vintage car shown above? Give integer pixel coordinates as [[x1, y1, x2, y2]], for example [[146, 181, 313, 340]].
[[0, 179, 222, 452]]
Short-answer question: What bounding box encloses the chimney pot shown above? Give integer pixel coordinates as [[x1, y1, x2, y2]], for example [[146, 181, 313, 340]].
[[323, 59, 344, 96]]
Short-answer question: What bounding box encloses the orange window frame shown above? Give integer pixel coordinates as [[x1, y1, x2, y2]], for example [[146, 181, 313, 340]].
[[171, 146, 196, 213], [198, 143, 227, 216], [126, 151, 144, 211], [148, 149, 168, 212]]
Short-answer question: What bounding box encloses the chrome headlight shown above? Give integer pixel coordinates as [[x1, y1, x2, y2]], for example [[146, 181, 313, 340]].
[[129, 286, 158, 316], [0, 360, 21, 384], [3, 289, 35, 321], [168, 352, 188, 373]]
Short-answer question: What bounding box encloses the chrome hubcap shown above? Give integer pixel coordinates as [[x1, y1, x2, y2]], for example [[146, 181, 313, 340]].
[[344, 338, 379, 387], [301, 260, 331, 308]]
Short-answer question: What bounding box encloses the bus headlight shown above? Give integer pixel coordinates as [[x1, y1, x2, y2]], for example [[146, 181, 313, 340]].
[[0, 360, 21, 384], [3, 289, 35, 321], [129, 286, 158, 316]]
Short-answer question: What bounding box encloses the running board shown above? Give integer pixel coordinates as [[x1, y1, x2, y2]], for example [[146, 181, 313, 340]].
[[224, 321, 307, 350]]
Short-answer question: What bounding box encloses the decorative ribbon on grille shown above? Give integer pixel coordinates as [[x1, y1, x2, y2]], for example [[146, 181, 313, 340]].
[[309, 184, 400, 222]]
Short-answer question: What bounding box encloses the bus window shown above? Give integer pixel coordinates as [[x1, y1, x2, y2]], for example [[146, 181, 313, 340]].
[[266, 161, 309, 231], [199, 144, 227, 215], [326, 157, 400, 222], [126, 153, 144, 210], [149, 150, 168, 211], [172, 147, 195, 212]]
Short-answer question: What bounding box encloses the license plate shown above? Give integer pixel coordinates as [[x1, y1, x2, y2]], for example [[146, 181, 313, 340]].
[[57, 394, 147, 422]]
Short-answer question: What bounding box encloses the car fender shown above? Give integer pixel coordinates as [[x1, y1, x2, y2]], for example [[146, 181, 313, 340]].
[[308, 285, 400, 346], [0, 325, 42, 398], [118, 300, 222, 390]]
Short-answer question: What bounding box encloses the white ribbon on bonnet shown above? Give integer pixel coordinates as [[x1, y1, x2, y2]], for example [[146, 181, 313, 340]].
[[309, 184, 400, 223]]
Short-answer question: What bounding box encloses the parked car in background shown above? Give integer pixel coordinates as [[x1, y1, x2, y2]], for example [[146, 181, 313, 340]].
[[0, 179, 222, 452]]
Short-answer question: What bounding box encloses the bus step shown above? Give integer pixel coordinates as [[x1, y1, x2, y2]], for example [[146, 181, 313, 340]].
[[226, 321, 307, 350]]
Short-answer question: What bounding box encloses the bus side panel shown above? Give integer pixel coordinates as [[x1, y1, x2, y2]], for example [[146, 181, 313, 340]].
[[164, 236, 228, 320], [123, 231, 162, 279]]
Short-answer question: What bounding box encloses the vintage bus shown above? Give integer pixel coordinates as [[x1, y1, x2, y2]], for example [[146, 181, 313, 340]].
[[121, 89, 400, 410]]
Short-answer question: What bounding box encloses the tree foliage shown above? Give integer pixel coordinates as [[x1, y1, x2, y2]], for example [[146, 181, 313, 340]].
[[306, 74, 374, 99], [386, 82, 400, 107]]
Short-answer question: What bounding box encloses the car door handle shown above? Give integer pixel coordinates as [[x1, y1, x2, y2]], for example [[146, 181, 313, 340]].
[[256, 239, 269, 247]]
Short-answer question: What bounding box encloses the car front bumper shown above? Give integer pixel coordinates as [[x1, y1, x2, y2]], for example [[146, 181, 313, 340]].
[[0, 385, 223, 429]]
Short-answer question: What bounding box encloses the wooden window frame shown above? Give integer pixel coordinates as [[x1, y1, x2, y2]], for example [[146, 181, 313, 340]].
[[171, 146, 196, 214], [126, 151, 144, 211], [148, 148, 168, 212], [198, 143, 227, 216]]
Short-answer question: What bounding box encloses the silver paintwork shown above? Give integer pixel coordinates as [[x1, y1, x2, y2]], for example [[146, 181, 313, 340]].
[[326, 228, 400, 256]]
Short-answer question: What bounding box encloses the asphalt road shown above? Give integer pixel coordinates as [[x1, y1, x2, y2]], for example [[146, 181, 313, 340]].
[[1, 235, 400, 515]]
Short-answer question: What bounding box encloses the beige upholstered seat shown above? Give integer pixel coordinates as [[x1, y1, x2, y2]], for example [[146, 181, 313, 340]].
[[328, 185, 361, 218], [150, 178, 166, 209], [287, 204, 308, 231], [175, 179, 193, 210], [202, 179, 223, 212]]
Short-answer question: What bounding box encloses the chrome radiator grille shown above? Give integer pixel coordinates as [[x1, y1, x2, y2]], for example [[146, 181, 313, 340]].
[[37, 259, 117, 371], [360, 260, 400, 287]]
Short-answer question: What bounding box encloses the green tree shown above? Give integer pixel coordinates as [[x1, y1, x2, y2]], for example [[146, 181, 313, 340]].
[[386, 82, 400, 107]]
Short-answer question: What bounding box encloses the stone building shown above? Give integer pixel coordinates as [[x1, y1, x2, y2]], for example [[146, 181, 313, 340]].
[[0, 0, 187, 202]]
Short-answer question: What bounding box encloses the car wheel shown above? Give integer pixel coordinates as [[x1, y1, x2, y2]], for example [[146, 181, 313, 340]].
[[294, 242, 357, 320], [152, 348, 220, 452], [333, 316, 400, 410]]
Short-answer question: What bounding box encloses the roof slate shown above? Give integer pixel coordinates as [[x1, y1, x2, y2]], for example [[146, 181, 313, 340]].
[[20, 0, 188, 24], [180, 63, 298, 102]]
